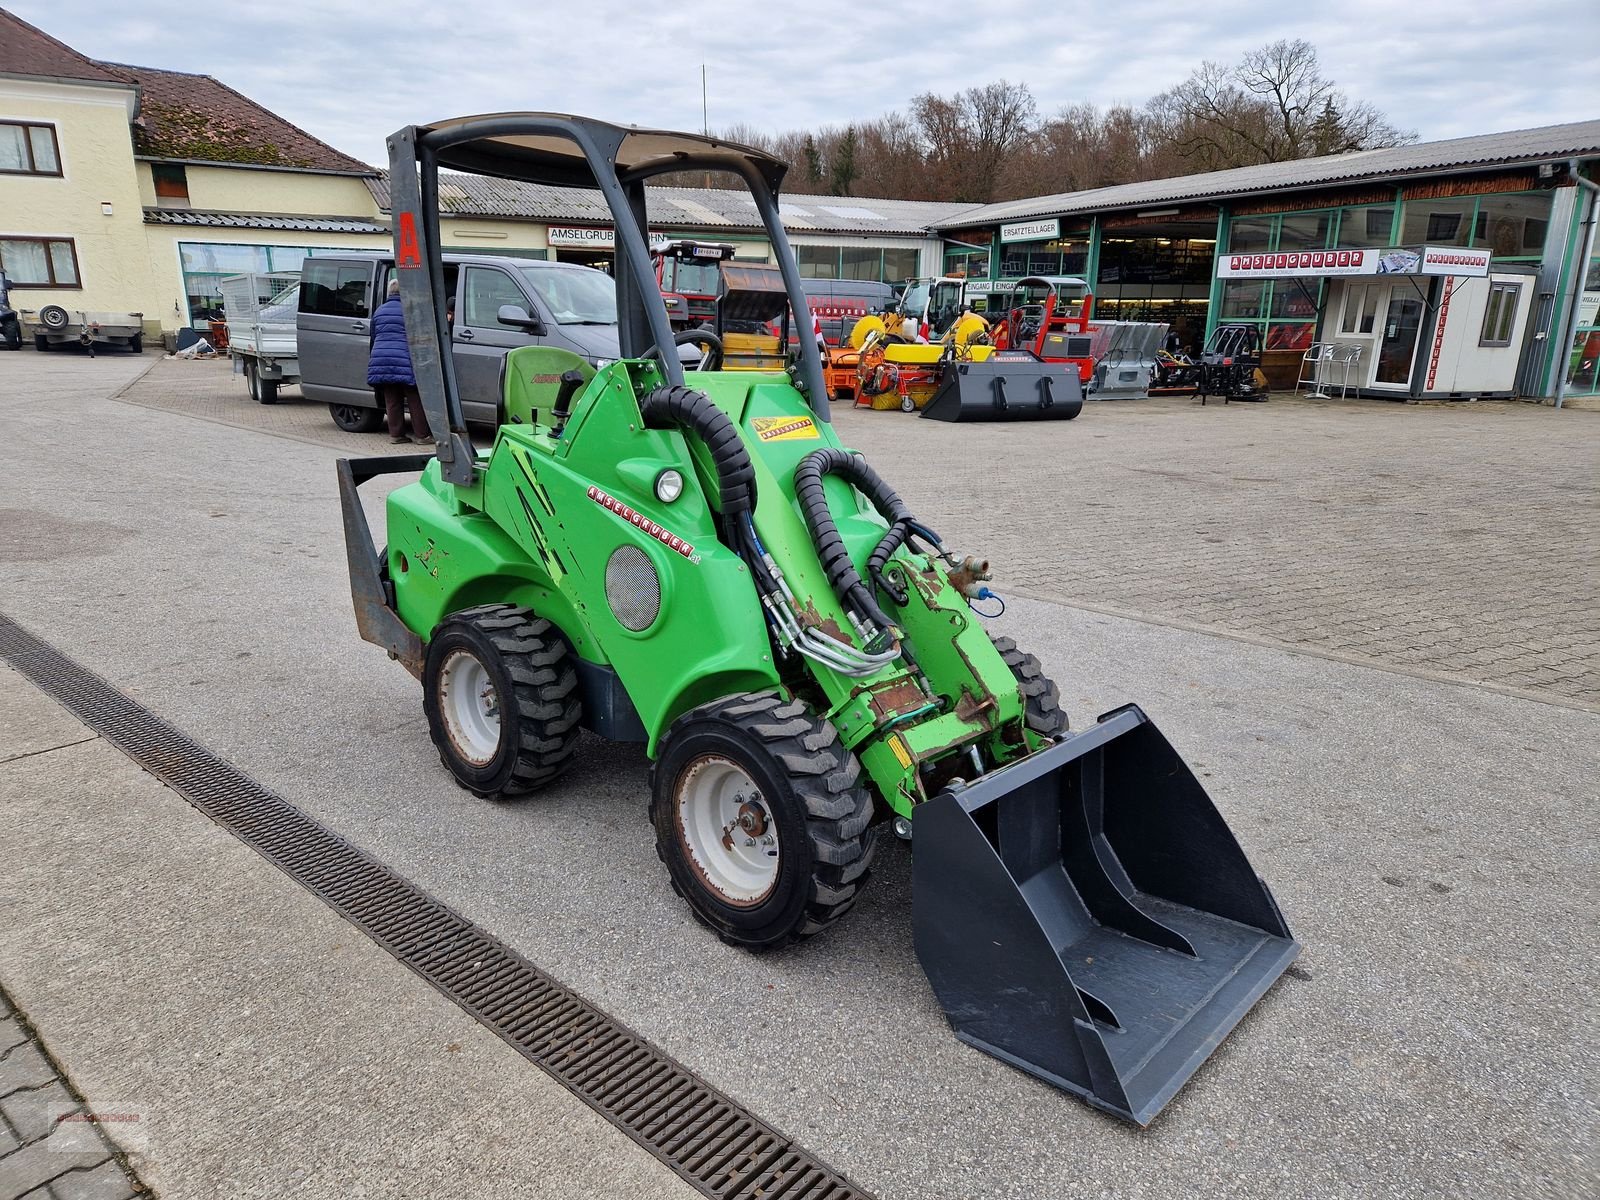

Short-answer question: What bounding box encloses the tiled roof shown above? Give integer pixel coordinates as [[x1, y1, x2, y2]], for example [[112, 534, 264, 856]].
[[937, 119, 1600, 229], [145, 209, 388, 234], [104, 63, 374, 175], [366, 173, 974, 237], [0, 8, 128, 84]]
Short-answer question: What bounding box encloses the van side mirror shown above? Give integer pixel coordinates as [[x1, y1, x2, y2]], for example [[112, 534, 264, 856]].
[[497, 304, 544, 335]]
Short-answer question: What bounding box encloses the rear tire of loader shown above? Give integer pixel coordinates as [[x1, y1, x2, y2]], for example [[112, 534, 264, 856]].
[[422, 604, 582, 799], [991, 635, 1069, 738], [651, 691, 877, 949]]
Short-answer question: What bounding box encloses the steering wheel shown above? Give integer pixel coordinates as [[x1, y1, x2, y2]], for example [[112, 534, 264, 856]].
[[1014, 304, 1046, 342], [644, 327, 724, 371]]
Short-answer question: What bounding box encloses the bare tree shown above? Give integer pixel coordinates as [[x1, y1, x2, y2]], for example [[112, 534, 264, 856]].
[[1157, 39, 1413, 169], [912, 81, 1038, 202], [673, 44, 1410, 201]]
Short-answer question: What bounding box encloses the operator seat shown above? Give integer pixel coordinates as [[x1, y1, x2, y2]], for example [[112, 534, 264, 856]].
[[500, 345, 595, 427]]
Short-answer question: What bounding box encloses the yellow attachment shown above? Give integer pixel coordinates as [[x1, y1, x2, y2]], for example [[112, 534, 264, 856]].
[[949, 312, 990, 348], [722, 331, 785, 371], [848, 314, 886, 349], [882, 342, 996, 365]]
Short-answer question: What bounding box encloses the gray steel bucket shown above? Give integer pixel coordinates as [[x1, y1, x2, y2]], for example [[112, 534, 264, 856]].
[[913, 705, 1298, 1126], [920, 356, 1084, 422]]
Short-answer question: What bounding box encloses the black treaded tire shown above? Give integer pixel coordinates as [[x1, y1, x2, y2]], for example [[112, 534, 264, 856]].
[[991, 634, 1069, 738], [1, 319, 19, 351], [246, 359, 279, 403], [330, 402, 383, 433], [650, 691, 877, 949], [34, 335, 49, 352], [422, 604, 581, 799], [129, 332, 143, 354]]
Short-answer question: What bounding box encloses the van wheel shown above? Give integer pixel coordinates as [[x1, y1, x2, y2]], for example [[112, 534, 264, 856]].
[[329, 402, 382, 433]]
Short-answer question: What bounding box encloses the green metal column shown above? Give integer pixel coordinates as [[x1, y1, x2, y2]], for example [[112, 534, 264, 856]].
[[1085, 216, 1101, 291], [989, 230, 1001, 280], [1205, 206, 1230, 341]]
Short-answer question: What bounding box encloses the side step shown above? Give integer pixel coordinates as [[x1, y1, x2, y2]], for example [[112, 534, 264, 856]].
[[912, 705, 1298, 1126]]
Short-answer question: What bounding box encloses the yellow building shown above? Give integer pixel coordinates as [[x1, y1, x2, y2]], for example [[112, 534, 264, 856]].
[[1, 9, 949, 344], [0, 9, 397, 339]]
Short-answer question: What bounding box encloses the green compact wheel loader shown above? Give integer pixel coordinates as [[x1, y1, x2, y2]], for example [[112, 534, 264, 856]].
[[338, 114, 1298, 1126]]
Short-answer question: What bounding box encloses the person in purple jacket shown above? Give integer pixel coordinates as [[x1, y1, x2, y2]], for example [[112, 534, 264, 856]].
[[367, 278, 433, 444]]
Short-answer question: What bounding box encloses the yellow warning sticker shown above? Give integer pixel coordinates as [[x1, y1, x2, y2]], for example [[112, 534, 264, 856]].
[[888, 734, 913, 769], [752, 415, 819, 442]]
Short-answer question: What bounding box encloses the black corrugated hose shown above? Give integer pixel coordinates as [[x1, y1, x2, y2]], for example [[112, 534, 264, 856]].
[[793, 448, 922, 633], [636, 384, 779, 598]]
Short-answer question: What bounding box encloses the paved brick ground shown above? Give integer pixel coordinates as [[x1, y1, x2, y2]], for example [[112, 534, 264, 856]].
[[103, 356, 1600, 707], [829, 395, 1599, 708], [0, 989, 147, 1199]]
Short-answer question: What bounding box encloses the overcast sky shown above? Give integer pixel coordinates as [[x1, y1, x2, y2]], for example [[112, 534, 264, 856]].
[[15, 0, 1596, 172]]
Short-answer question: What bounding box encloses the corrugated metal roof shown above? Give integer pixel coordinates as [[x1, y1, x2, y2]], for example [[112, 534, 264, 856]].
[[144, 209, 389, 234], [365, 174, 973, 236], [936, 119, 1600, 230]]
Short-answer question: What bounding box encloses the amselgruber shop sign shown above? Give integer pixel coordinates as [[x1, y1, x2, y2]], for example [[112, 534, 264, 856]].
[[1217, 245, 1492, 279]]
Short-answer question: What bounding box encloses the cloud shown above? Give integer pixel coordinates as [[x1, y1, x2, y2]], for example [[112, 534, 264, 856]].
[[11, 0, 1595, 170]]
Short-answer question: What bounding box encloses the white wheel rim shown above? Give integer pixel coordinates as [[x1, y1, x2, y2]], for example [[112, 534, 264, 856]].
[[438, 648, 501, 766], [674, 755, 779, 906]]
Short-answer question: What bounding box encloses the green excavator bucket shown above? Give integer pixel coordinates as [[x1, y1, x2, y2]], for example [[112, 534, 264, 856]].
[[913, 704, 1298, 1126]]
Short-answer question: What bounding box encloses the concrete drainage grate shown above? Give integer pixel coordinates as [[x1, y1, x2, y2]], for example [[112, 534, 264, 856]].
[[0, 614, 873, 1200]]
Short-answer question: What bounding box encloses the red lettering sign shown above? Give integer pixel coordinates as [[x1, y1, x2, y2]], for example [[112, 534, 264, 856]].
[[396, 212, 422, 268]]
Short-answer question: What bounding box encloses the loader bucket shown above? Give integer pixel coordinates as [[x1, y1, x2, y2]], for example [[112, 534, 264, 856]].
[[913, 705, 1298, 1126], [920, 356, 1083, 422]]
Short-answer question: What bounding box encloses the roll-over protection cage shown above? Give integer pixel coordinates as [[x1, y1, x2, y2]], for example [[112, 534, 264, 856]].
[[386, 113, 831, 486]]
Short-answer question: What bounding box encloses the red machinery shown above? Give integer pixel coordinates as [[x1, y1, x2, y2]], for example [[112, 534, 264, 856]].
[[990, 275, 1096, 386], [652, 239, 735, 330]]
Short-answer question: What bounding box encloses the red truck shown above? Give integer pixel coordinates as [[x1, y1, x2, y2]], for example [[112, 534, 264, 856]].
[[652, 240, 735, 330]]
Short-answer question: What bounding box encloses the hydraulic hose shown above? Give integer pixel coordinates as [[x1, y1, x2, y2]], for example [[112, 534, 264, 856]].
[[793, 448, 919, 634], [636, 384, 781, 597], [637, 384, 756, 520]]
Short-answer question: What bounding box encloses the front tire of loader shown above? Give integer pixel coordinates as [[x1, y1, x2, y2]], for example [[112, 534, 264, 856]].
[[991, 634, 1069, 738], [422, 604, 582, 799], [651, 692, 877, 949]]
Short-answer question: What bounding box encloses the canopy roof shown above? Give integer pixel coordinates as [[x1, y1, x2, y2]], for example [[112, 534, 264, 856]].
[[413, 113, 788, 192]]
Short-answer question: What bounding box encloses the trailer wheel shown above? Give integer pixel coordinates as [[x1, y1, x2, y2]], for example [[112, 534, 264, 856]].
[[246, 359, 279, 404], [329, 402, 383, 433], [34, 335, 49, 352], [991, 635, 1069, 738], [422, 604, 582, 799], [651, 691, 876, 949]]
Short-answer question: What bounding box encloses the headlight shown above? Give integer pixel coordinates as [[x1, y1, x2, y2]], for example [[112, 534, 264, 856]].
[[655, 469, 684, 503]]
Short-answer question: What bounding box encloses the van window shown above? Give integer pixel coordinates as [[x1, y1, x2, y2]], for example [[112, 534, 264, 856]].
[[520, 266, 616, 325], [464, 267, 532, 327], [301, 261, 371, 318]]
